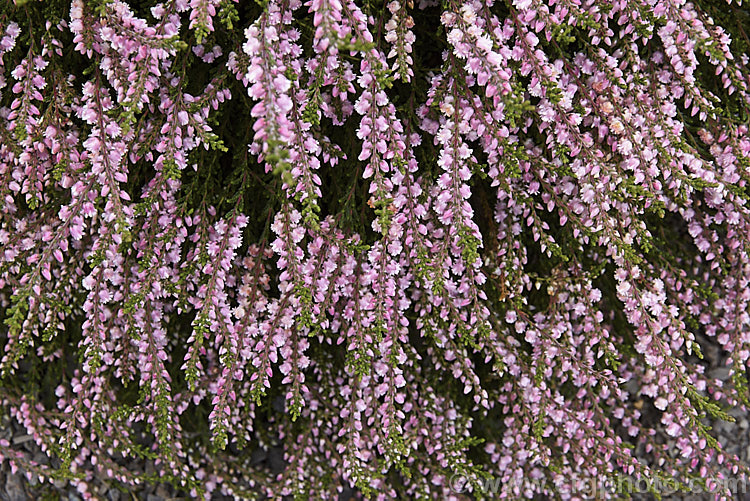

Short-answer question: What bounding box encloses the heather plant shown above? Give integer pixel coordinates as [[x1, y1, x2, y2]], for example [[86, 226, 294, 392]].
[[3, 0, 750, 499]]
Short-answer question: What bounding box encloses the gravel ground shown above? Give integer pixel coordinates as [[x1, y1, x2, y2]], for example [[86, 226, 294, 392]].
[[2, 337, 750, 500], [629, 334, 750, 501]]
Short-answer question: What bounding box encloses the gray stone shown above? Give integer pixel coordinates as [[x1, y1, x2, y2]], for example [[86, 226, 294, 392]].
[[709, 367, 731, 381], [155, 485, 170, 498], [10, 436, 32, 446], [4, 471, 28, 501]]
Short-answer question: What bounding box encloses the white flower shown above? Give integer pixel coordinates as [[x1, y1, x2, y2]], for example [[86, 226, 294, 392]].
[[654, 397, 668, 410], [610, 118, 625, 134]]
